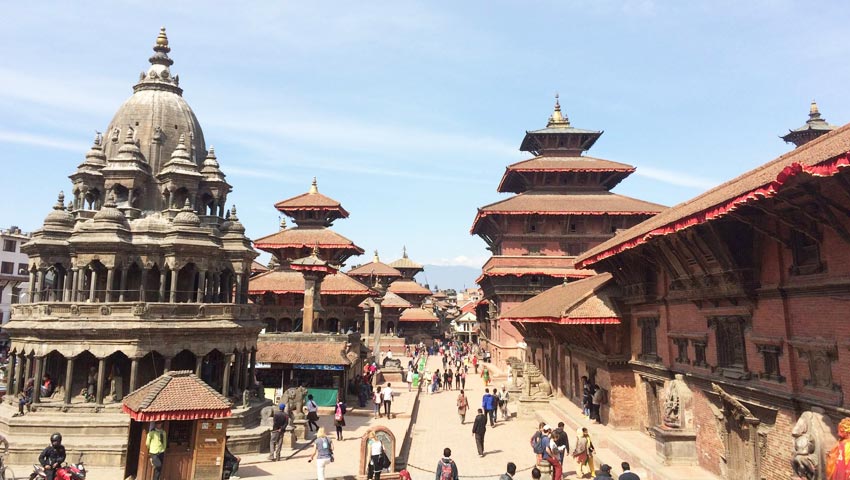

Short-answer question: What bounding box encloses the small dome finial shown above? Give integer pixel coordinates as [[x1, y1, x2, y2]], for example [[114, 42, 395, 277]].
[[182, 198, 192, 210], [55, 191, 65, 210], [374, 250, 380, 262], [230, 205, 238, 219], [312, 242, 320, 257], [124, 127, 135, 144], [279, 216, 287, 230], [554, 93, 561, 111], [548, 93, 569, 126], [156, 27, 169, 48], [309, 177, 319, 194], [403, 245, 408, 258], [810, 100, 821, 118]]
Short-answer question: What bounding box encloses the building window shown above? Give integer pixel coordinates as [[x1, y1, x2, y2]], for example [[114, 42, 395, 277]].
[[708, 316, 749, 379], [756, 344, 784, 383], [10, 287, 21, 304], [523, 245, 543, 256], [17, 263, 27, 275], [638, 317, 660, 362], [529, 276, 540, 286], [2, 240, 14, 252], [0, 262, 13, 275], [692, 340, 708, 367], [790, 230, 823, 275], [674, 338, 689, 364], [798, 347, 838, 391]]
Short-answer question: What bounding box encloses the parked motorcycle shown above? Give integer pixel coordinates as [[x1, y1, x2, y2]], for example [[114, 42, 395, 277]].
[[29, 453, 86, 480]]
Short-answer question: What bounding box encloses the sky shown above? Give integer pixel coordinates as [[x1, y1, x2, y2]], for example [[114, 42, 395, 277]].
[[2, 1, 850, 271]]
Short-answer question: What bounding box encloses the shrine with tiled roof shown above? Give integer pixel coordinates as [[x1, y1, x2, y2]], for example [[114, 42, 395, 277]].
[[471, 95, 666, 368]]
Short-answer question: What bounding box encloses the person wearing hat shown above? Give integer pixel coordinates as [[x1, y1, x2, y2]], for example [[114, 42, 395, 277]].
[[541, 425, 562, 480], [268, 403, 289, 461], [593, 464, 613, 479]]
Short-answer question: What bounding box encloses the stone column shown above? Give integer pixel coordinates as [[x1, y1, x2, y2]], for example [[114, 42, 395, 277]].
[[139, 268, 148, 302], [195, 356, 203, 377], [373, 299, 384, 361], [64, 268, 75, 302], [163, 357, 172, 373], [27, 270, 35, 303], [89, 268, 98, 303], [241, 350, 250, 393], [129, 358, 139, 393], [302, 273, 320, 333], [32, 356, 44, 403], [64, 356, 75, 405], [233, 351, 243, 392], [211, 274, 220, 303], [16, 352, 26, 395], [24, 354, 32, 384], [248, 349, 256, 391], [159, 269, 167, 302], [235, 274, 243, 304], [222, 354, 234, 397], [75, 268, 86, 302], [169, 269, 178, 303], [119, 267, 128, 302], [105, 267, 115, 302], [95, 357, 106, 405], [6, 353, 16, 401], [362, 307, 371, 347], [196, 270, 206, 303], [34, 270, 45, 302]]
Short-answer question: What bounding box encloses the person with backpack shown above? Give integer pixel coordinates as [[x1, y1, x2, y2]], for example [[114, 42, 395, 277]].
[[472, 408, 487, 457], [435, 447, 459, 480], [334, 395, 346, 441], [482, 389, 496, 427], [457, 389, 469, 424], [541, 425, 563, 480], [308, 427, 334, 480], [366, 430, 386, 480], [530, 422, 546, 463]]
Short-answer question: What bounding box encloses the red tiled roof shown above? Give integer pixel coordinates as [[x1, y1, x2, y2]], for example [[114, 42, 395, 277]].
[[388, 279, 432, 296], [249, 270, 372, 295], [498, 156, 635, 192], [274, 191, 349, 217], [257, 342, 353, 365], [254, 228, 364, 254], [251, 261, 269, 273], [399, 308, 440, 322], [347, 261, 403, 278], [370, 291, 412, 309], [500, 273, 620, 325], [476, 256, 595, 283], [122, 370, 231, 422], [577, 122, 850, 268], [471, 191, 665, 234]]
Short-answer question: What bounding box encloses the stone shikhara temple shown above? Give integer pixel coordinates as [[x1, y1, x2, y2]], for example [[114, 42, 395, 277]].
[[4, 29, 264, 468]]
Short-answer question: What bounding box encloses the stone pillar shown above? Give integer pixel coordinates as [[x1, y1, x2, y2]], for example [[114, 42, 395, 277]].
[[302, 273, 321, 333], [89, 268, 98, 302], [233, 351, 243, 392], [248, 349, 256, 391], [95, 357, 106, 405], [195, 356, 203, 377], [6, 353, 16, 401], [235, 274, 243, 304], [129, 358, 139, 393], [76, 268, 86, 302], [222, 354, 234, 397], [34, 270, 45, 302], [212, 274, 220, 303], [169, 269, 178, 303], [27, 270, 35, 303], [363, 307, 371, 347], [163, 357, 172, 373], [119, 267, 129, 302], [64, 356, 75, 405], [105, 267, 115, 302], [24, 354, 32, 384], [159, 269, 167, 302], [196, 270, 206, 303], [139, 268, 148, 302], [16, 352, 26, 395], [32, 356, 44, 403], [373, 300, 384, 361], [64, 268, 75, 302], [241, 351, 250, 393]]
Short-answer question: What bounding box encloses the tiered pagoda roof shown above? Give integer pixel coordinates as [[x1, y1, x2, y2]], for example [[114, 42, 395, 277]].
[[347, 251, 403, 282], [499, 273, 621, 325], [476, 256, 595, 284], [399, 307, 440, 323], [388, 246, 424, 279], [274, 177, 349, 224], [248, 270, 372, 296], [782, 101, 836, 148]]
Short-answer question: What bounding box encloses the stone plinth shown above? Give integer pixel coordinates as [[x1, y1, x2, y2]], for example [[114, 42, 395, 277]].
[[292, 419, 308, 440], [535, 459, 553, 480], [518, 396, 551, 418], [652, 426, 697, 465], [382, 367, 404, 384]]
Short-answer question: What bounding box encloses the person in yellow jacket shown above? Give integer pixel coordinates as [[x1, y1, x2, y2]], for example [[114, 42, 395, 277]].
[[146, 421, 167, 480]]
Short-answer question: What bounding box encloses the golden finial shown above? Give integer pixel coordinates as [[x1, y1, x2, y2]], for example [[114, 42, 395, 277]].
[[548, 93, 568, 126], [810, 100, 820, 116], [156, 27, 169, 47], [279, 216, 287, 230], [312, 242, 320, 257], [374, 250, 380, 262], [309, 177, 318, 194]]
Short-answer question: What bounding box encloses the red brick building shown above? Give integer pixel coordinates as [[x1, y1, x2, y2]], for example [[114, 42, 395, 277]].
[[566, 107, 850, 478], [472, 97, 665, 367]]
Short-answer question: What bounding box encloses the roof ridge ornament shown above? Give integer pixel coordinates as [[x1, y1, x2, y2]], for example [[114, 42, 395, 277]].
[[134, 27, 181, 94], [403, 245, 408, 258], [309, 177, 319, 194], [54, 192, 65, 210], [809, 100, 822, 121], [547, 93, 570, 127], [374, 250, 380, 262]]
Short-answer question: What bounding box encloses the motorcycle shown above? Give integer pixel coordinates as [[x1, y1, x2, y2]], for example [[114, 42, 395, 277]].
[[29, 453, 86, 480]]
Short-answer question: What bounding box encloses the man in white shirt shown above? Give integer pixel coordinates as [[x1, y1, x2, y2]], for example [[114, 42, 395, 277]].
[[382, 383, 394, 418]]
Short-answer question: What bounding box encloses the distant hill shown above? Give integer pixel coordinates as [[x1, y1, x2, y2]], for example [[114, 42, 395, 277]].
[[416, 265, 481, 292]]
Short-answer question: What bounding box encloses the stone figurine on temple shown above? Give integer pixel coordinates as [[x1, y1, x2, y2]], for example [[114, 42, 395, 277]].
[[791, 409, 836, 480]]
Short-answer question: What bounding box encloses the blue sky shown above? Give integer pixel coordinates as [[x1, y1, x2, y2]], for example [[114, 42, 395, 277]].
[[2, 1, 850, 269]]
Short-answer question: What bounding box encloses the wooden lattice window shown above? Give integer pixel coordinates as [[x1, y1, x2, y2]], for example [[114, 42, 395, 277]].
[[638, 317, 660, 362], [756, 344, 784, 383], [692, 340, 707, 367], [790, 230, 823, 275], [674, 338, 689, 364], [708, 316, 749, 379]]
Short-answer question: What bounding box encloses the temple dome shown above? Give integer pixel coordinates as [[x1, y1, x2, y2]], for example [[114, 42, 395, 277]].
[[101, 28, 206, 176], [173, 200, 201, 227], [43, 192, 74, 229]]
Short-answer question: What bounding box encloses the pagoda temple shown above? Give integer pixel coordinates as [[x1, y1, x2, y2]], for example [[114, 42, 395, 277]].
[[471, 96, 665, 367], [782, 100, 836, 147], [249, 179, 371, 404], [3, 29, 263, 469]]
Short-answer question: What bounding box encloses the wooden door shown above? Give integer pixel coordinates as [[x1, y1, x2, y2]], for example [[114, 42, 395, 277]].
[[135, 424, 152, 480], [162, 421, 195, 480]]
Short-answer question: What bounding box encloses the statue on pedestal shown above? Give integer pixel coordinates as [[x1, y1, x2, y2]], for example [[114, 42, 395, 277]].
[[791, 409, 836, 480], [663, 382, 681, 428]]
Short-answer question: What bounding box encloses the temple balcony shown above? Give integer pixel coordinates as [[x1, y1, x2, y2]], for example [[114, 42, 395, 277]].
[[10, 301, 255, 322]]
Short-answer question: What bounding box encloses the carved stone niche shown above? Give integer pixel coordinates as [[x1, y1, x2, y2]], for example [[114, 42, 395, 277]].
[[791, 407, 837, 480], [652, 374, 697, 465]]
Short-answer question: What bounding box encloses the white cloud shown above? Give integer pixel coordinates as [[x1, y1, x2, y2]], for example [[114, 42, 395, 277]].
[[426, 255, 489, 268], [634, 165, 717, 190], [0, 130, 88, 152]]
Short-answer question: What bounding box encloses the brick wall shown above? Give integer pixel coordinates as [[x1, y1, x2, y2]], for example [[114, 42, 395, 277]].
[[692, 388, 724, 477]]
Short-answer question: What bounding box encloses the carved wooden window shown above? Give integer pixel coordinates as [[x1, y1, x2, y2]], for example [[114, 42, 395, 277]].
[[692, 340, 707, 367], [709, 316, 749, 377], [790, 230, 823, 275], [638, 317, 660, 362], [756, 344, 784, 382], [799, 347, 838, 390], [674, 338, 689, 364]]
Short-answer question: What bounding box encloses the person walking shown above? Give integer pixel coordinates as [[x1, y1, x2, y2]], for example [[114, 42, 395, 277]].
[[457, 389, 469, 424], [406, 368, 414, 392], [334, 396, 347, 440], [618, 462, 640, 480], [498, 384, 510, 421], [306, 394, 320, 432], [454, 369, 461, 389], [146, 422, 166, 480], [481, 366, 491, 386], [308, 427, 334, 480], [572, 427, 595, 478], [268, 403, 288, 461], [541, 425, 563, 480], [591, 384, 603, 424], [482, 389, 496, 427], [374, 386, 383, 418], [553, 421, 570, 465], [593, 464, 613, 480], [472, 355, 478, 374], [436, 447, 459, 480], [472, 408, 487, 457], [382, 383, 394, 418], [499, 462, 516, 480], [366, 431, 385, 480], [460, 368, 467, 390]]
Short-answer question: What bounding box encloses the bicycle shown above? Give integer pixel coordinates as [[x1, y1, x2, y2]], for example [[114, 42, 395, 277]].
[[0, 454, 16, 480]]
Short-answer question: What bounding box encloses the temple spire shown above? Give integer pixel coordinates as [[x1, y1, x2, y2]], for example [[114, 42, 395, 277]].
[[309, 177, 319, 194], [374, 250, 380, 262], [403, 245, 408, 259], [150, 27, 173, 66], [547, 93, 570, 127], [809, 100, 822, 121]]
